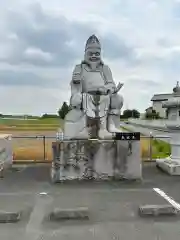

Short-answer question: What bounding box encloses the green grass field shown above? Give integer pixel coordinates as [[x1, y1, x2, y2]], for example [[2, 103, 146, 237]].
[[121, 125, 171, 159], [151, 139, 171, 158], [0, 117, 60, 124], [0, 118, 61, 160], [0, 118, 63, 131]]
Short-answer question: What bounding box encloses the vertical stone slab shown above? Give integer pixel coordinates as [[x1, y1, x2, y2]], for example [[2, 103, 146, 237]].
[[0, 134, 13, 177], [51, 142, 61, 183], [126, 140, 142, 179], [93, 142, 114, 178], [115, 132, 142, 180]]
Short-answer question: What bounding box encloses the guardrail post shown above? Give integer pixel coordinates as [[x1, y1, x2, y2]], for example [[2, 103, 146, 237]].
[[43, 135, 46, 161], [149, 132, 153, 161]]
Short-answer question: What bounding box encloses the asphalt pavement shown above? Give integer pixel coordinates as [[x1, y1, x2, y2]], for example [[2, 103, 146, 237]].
[[0, 163, 180, 239], [120, 122, 174, 143]]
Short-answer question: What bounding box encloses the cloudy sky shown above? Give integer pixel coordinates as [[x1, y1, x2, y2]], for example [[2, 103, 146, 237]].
[[0, 0, 179, 115]]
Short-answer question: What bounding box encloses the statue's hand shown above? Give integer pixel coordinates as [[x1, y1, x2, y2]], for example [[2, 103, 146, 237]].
[[72, 73, 81, 84], [106, 84, 116, 94], [106, 82, 123, 94], [97, 86, 108, 95]]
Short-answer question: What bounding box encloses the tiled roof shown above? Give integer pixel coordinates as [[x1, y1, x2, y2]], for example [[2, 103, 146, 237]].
[[151, 93, 172, 101]]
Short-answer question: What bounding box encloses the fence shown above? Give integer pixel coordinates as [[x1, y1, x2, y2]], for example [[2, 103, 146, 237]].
[[12, 135, 56, 162], [11, 134, 171, 162]]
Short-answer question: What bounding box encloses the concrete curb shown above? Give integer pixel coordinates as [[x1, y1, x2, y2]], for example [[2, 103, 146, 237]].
[[49, 207, 89, 221], [138, 205, 179, 217], [0, 211, 21, 223]]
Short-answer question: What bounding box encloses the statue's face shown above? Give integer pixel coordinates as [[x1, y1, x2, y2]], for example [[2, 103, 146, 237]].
[[87, 48, 101, 63], [85, 47, 101, 68]]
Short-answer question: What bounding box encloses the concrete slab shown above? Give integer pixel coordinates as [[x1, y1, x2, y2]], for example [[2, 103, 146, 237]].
[[0, 164, 179, 239], [30, 222, 180, 240]]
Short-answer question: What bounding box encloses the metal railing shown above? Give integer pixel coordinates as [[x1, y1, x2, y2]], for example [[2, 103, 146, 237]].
[[12, 135, 56, 162], [140, 134, 171, 161], [11, 134, 171, 162]]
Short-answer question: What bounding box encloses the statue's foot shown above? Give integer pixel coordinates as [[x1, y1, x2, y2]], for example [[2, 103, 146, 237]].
[[76, 128, 90, 139], [108, 124, 122, 133], [108, 115, 122, 133], [98, 128, 113, 139]]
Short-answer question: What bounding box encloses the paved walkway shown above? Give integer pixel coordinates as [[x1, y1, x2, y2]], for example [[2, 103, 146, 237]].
[[0, 163, 180, 239]]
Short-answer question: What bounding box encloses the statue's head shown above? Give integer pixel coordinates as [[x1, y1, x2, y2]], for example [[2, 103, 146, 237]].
[[84, 35, 102, 69]]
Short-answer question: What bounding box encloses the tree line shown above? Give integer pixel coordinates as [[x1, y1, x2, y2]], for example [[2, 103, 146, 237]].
[[42, 101, 163, 120], [41, 102, 142, 120], [0, 101, 161, 120]]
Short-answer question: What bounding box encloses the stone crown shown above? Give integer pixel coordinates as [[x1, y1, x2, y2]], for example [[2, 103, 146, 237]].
[[85, 35, 101, 50]]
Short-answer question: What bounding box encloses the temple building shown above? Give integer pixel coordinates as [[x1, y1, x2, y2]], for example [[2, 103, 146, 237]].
[[150, 82, 180, 118]]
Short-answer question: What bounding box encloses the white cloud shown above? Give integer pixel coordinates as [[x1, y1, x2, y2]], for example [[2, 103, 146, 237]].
[[0, 0, 179, 115], [24, 47, 53, 62]]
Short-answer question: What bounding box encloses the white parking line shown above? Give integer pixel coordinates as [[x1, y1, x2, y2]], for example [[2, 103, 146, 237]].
[[153, 188, 180, 211], [23, 193, 53, 240]]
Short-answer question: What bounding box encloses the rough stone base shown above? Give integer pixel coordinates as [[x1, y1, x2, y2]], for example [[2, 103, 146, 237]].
[[51, 139, 142, 182], [0, 211, 21, 223], [49, 207, 89, 221], [156, 158, 180, 175], [139, 205, 179, 217]]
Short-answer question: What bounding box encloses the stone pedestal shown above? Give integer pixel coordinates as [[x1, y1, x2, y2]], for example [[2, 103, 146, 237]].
[[156, 83, 180, 175], [156, 124, 180, 175], [51, 132, 142, 182], [156, 158, 180, 175], [0, 134, 13, 178]]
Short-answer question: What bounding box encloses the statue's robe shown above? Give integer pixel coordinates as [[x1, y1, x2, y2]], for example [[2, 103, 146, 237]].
[[70, 62, 116, 118]]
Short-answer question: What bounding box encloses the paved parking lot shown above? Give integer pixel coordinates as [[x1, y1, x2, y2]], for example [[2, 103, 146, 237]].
[[0, 163, 180, 239]]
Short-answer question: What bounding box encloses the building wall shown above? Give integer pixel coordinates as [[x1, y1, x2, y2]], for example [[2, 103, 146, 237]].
[[168, 108, 180, 120], [152, 101, 167, 118]]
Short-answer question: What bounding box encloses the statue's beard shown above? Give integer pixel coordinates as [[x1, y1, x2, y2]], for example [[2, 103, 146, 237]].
[[88, 60, 101, 70]]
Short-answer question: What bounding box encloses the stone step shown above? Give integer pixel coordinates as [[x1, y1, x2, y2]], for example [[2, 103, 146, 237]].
[[139, 204, 179, 217]]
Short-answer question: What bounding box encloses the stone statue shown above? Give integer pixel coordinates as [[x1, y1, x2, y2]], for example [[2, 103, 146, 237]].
[[64, 35, 124, 139]]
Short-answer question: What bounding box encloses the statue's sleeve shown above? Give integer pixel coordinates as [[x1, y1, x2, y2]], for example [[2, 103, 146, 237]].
[[70, 64, 82, 95], [103, 65, 116, 87]]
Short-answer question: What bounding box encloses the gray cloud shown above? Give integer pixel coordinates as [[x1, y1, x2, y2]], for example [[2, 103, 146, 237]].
[[125, 78, 160, 88], [172, 1, 180, 18], [156, 37, 171, 47], [0, 0, 177, 115], [0, 2, 136, 67], [102, 33, 136, 62], [0, 70, 60, 87], [138, 49, 180, 77]]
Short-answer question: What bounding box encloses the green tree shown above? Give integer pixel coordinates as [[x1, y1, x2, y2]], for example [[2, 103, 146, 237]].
[[41, 114, 58, 118], [145, 109, 160, 119], [123, 109, 132, 118], [122, 109, 140, 119], [131, 109, 140, 118], [58, 102, 70, 119]]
